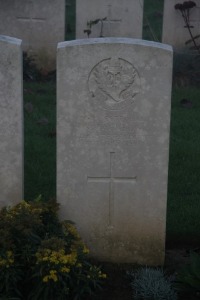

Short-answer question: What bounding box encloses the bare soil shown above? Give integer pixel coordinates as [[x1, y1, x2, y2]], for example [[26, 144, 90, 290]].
[[87, 246, 199, 300]]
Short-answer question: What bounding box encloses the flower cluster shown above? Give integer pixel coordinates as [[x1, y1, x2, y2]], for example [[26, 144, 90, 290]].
[[43, 270, 58, 283], [0, 251, 14, 268], [0, 199, 106, 299], [175, 1, 196, 10], [36, 247, 78, 283]]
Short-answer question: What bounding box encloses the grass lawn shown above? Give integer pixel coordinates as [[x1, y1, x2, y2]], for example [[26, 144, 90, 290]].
[[24, 82, 56, 201], [167, 87, 200, 245], [143, 0, 164, 42]]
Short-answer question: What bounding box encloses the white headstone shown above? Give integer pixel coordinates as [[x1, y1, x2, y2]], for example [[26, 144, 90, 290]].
[[76, 0, 144, 39], [57, 38, 173, 265], [162, 0, 200, 49], [0, 0, 65, 71], [0, 35, 23, 208]]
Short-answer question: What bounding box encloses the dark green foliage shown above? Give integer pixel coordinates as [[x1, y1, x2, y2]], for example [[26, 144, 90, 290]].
[[24, 82, 56, 200], [65, 0, 76, 40], [167, 87, 200, 244], [0, 199, 106, 300], [175, 252, 200, 298], [173, 52, 200, 87], [23, 52, 41, 82], [142, 0, 164, 42], [128, 268, 177, 300], [23, 52, 56, 82]]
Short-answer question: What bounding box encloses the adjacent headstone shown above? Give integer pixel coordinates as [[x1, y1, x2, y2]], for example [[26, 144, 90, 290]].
[[0, 35, 23, 208], [162, 0, 200, 49], [0, 0, 65, 71], [76, 0, 144, 39], [57, 38, 173, 265]]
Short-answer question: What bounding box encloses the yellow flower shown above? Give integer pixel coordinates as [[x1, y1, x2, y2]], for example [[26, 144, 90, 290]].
[[83, 245, 89, 254], [42, 276, 49, 283], [43, 270, 58, 283], [98, 270, 107, 279], [63, 222, 80, 239], [0, 259, 7, 267], [99, 273, 107, 279], [76, 263, 82, 268], [0, 251, 14, 268], [60, 266, 70, 273]]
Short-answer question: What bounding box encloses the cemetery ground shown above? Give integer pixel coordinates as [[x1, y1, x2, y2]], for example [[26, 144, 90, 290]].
[[21, 0, 199, 298], [23, 78, 200, 299]]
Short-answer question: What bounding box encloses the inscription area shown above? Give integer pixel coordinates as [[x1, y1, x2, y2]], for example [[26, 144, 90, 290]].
[[16, 0, 46, 34], [102, 4, 122, 36], [88, 57, 140, 110], [87, 152, 136, 226]]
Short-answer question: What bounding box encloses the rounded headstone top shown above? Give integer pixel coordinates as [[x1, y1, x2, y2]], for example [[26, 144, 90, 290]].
[[58, 38, 173, 52], [0, 35, 22, 45]]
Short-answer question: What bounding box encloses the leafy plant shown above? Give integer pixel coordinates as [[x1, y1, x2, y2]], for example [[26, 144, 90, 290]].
[[84, 17, 107, 37], [0, 199, 106, 299], [128, 267, 177, 300], [23, 52, 55, 82], [175, 1, 200, 53], [23, 52, 41, 82], [175, 251, 200, 298]]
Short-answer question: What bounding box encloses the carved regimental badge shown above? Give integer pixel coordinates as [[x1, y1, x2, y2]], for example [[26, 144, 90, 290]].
[[88, 57, 140, 110]]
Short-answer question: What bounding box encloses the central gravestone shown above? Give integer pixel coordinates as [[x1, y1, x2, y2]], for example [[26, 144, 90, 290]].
[[57, 38, 173, 265]]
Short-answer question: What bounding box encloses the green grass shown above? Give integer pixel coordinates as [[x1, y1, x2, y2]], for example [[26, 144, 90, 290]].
[[143, 0, 164, 42], [167, 87, 200, 244], [65, 0, 76, 40], [24, 82, 56, 201]]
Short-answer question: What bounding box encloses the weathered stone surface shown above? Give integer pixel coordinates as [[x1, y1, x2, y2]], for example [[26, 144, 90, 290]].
[[57, 38, 173, 265], [76, 0, 144, 39], [162, 0, 200, 49], [0, 35, 23, 208], [0, 0, 65, 71]]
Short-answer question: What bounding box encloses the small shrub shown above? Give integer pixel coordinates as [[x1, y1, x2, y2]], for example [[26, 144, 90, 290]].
[[23, 52, 56, 82], [128, 267, 177, 300], [0, 198, 106, 299], [174, 1, 200, 53], [23, 52, 42, 82]]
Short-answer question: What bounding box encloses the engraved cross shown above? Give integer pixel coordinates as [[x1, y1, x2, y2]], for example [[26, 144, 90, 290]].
[[17, 0, 45, 28], [87, 152, 136, 226], [102, 5, 122, 36]]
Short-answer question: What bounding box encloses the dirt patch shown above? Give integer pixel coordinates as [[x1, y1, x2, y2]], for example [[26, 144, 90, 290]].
[[87, 247, 199, 300], [87, 263, 133, 300]]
